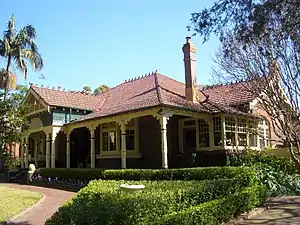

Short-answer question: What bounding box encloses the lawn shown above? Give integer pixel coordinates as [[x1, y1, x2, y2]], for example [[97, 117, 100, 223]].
[[0, 186, 43, 222]]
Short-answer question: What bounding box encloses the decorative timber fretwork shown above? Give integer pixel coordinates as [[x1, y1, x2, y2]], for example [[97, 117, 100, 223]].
[[22, 90, 49, 116]]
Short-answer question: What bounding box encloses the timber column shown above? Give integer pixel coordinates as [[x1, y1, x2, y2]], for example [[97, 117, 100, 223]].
[[89, 126, 96, 168], [24, 136, 29, 168], [66, 131, 71, 168], [51, 128, 60, 168], [155, 111, 172, 169], [20, 139, 24, 168], [46, 133, 50, 168]]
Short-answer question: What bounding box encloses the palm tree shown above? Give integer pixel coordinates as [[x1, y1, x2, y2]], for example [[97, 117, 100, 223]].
[[0, 15, 44, 99], [0, 15, 43, 159]]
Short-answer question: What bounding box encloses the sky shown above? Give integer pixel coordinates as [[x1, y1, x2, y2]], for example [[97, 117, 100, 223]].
[[0, 0, 220, 91]]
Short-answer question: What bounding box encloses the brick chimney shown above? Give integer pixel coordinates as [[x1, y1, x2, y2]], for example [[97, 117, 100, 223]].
[[182, 37, 206, 103]]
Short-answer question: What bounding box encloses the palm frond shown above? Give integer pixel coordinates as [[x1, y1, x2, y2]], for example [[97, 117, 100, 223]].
[[4, 15, 16, 41], [22, 49, 43, 71], [0, 39, 4, 57]]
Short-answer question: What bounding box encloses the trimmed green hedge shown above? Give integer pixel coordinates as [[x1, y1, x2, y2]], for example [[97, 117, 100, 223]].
[[102, 166, 252, 181], [152, 185, 267, 225], [39, 166, 253, 182], [39, 168, 103, 181], [45, 178, 253, 225]]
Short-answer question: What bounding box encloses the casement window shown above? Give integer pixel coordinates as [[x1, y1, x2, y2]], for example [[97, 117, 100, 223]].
[[258, 120, 269, 148], [100, 119, 139, 154], [213, 116, 222, 146], [181, 118, 210, 150], [237, 119, 247, 146], [225, 117, 236, 146], [120, 119, 137, 151], [248, 121, 258, 147], [198, 119, 209, 147], [101, 122, 117, 152]]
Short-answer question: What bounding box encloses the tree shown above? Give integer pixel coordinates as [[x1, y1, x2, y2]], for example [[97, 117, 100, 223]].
[[0, 15, 44, 98], [82, 85, 92, 94], [0, 84, 28, 168], [94, 84, 110, 95], [189, 0, 300, 166]]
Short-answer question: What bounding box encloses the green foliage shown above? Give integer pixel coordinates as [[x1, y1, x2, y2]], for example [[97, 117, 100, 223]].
[[0, 86, 28, 146], [229, 149, 297, 174], [254, 164, 300, 197], [188, 0, 299, 46], [0, 151, 18, 169], [229, 150, 300, 196], [45, 178, 254, 225], [103, 166, 253, 181], [39, 166, 255, 183], [39, 168, 104, 181], [152, 185, 267, 225]]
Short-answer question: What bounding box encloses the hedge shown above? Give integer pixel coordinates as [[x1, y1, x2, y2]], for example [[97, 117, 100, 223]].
[[45, 178, 253, 225], [151, 185, 267, 225], [38, 166, 253, 182], [38, 168, 103, 181]]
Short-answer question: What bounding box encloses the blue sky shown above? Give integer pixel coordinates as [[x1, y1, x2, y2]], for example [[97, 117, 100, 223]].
[[0, 0, 220, 91]]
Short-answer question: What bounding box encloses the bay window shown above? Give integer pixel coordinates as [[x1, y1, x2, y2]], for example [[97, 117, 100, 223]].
[[198, 119, 209, 147], [248, 121, 258, 147], [237, 119, 247, 146], [213, 116, 222, 146], [225, 117, 236, 146]]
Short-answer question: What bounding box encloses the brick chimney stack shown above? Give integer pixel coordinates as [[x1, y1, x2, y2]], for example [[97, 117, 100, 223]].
[[182, 37, 207, 103]]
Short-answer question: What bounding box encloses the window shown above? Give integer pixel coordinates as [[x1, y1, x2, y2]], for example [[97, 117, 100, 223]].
[[120, 119, 136, 151], [225, 117, 236, 146], [198, 119, 209, 147], [213, 117, 222, 146], [101, 122, 117, 152], [257, 120, 269, 148], [237, 119, 247, 146], [248, 121, 258, 147]]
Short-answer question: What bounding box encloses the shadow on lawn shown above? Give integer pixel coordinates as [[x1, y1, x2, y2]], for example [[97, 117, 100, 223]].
[[0, 222, 33, 225]]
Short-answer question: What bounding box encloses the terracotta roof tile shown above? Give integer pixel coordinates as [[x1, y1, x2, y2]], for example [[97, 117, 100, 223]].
[[31, 86, 105, 110], [29, 73, 257, 123], [202, 81, 256, 106]]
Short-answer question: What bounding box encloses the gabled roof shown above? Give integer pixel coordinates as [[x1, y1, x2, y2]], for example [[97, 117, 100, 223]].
[[74, 73, 254, 122], [30, 86, 105, 111], [26, 72, 257, 123]]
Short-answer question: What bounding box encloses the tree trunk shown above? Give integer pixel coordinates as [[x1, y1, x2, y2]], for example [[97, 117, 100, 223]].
[[289, 143, 300, 171]]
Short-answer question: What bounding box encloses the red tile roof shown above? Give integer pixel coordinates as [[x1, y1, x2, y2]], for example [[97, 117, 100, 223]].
[[28, 72, 257, 123], [201, 81, 256, 106], [30, 86, 105, 110]]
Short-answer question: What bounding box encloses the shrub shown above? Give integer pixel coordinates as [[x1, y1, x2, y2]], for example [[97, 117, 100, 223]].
[[254, 163, 300, 196], [229, 149, 297, 174], [39, 168, 103, 181], [45, 178, 253, 225], [152, 185, 267, 225], [103, 166, 253, 181]]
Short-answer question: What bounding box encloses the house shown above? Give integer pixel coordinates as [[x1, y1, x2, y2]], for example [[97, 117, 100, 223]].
[[19, 37, 273, 169]]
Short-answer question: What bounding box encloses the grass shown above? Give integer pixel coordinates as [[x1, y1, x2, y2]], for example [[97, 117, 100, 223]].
[[0, 186, 43, 222]]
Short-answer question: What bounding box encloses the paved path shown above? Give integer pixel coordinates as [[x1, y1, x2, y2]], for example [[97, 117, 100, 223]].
[[3, 184, 76, 225], [235, 196, 300, 225]]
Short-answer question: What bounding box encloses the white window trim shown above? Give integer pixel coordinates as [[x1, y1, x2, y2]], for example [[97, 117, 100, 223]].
[[99, 119, 139, 157], [179, 117, 212, 152]]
